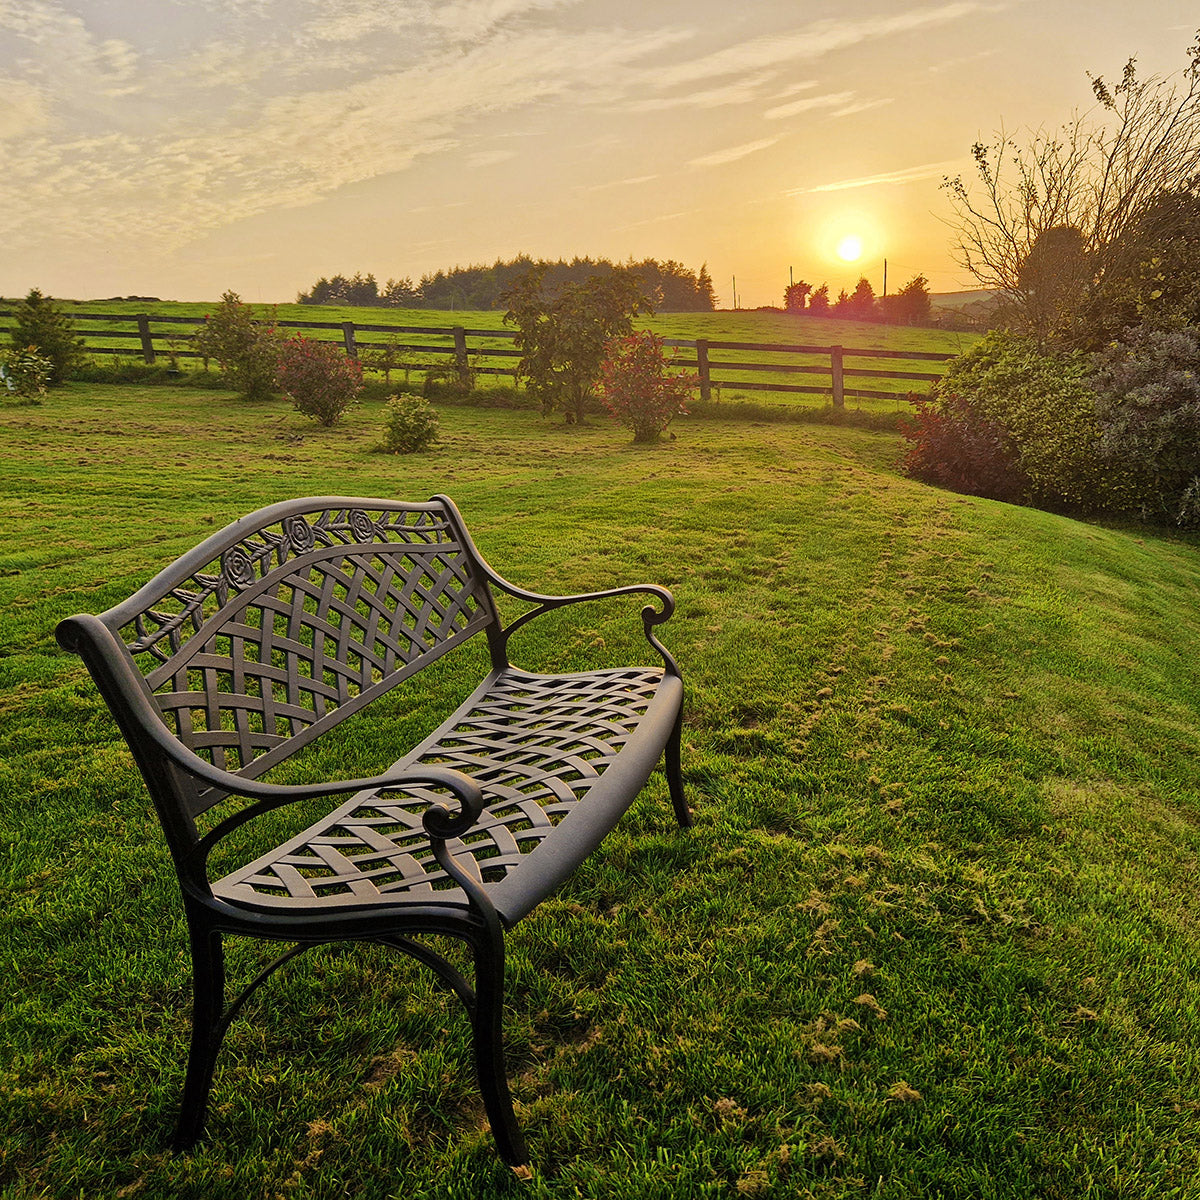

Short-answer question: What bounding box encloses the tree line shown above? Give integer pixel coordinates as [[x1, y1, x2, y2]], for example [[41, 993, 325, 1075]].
[[782, 274, 933, 325], [298, 255, 718, 312]]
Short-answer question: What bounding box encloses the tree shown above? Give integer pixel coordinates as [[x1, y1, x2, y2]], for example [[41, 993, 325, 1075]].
[[944, 31, 1200, 347], [784, 281, 812, 312], [847, 277, 877, 321], [9, 288, 84, 384], [193, 291, 280, 401], [881, 274, 933, 325], [502, 266, 652, 424], [807, 284, 831, 315]]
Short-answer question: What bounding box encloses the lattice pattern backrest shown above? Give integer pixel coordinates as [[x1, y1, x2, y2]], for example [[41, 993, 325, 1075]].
[[115, 503, 494, 779]]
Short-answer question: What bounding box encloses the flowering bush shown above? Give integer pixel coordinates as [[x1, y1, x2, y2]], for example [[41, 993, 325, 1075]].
[[1089, 325, 1200, 525], [277, 337, 363, 426], [193, 291, 281, 401], [380, 393, 439, 453], [1, 345, 53, 402], [598, 331, 693, 442]]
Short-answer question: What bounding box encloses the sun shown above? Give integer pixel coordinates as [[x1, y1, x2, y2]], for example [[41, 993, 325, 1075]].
[[836, 235, 863, 262]]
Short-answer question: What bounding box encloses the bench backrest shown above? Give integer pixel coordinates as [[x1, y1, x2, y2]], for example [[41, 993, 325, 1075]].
[[86, 497, 497, 813]]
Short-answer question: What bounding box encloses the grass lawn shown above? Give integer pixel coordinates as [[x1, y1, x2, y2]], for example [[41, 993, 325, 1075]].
[[3, 384, 1200, 1199]]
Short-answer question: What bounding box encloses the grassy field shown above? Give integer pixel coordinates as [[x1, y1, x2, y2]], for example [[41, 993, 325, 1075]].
[[0, 300, 980, 414], [4, 383, 1200, 1199]]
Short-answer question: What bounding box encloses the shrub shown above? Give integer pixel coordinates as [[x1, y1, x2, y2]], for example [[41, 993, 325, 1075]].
[[192, 291, 280, 401], [904, 331, 1107, 509], [380, 393, 439, 453], [901, 392, 1027, 502], [1089, 325, 1200, 524], [277, 337, 363, 427], [9, 289, 84, 384], [0, 345, 52, 402], [598, 331, 693, 443]]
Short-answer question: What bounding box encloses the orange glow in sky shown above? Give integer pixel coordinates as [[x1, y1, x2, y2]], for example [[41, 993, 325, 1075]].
[[2, 2, 1193, 306]]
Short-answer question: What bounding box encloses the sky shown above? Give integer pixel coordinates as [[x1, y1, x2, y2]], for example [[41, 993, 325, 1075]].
[[1, 0, 1195, 308]]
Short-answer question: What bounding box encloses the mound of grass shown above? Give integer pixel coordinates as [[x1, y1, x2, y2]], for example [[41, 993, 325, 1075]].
[[3, 384, 1200, 1198]]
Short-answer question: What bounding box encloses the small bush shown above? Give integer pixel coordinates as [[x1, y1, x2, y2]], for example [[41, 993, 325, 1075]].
[[1089, 324, 1200, 525], [380, 393, 439, 453], [193, 291, 280, 401], [598, 331, 693, 443], [9, 289, 84, 384], [0, 345, 52, 402], [277, 337, 363, 427]]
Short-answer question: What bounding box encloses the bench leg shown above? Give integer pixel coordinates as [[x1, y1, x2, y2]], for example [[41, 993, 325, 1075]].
[[173, 919, 226, 1151], [666, 709, 692, 828], [471, 928, 528, 1166]]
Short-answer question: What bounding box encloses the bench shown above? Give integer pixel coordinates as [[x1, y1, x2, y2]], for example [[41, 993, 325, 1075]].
[[55, 494, 689, 1166]]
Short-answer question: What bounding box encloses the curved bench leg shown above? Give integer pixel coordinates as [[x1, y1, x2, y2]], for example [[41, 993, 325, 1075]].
[[666, 710, 691, 828], [471, 927, 528, 1166], [173, 918, 226, 1151]]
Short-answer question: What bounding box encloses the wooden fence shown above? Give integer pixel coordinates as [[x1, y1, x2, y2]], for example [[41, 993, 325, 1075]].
[[0, 311, 957, 408]]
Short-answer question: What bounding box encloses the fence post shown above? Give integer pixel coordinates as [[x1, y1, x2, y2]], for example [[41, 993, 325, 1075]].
[[695, 338, 711, 402], [831, 345, 844, 409], [452, 326, 470, 388], [341, 322, 358, 358], [136, 314, 155, 364]]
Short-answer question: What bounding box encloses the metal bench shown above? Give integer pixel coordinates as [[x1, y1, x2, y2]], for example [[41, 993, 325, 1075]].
[[55, 494, 689, 1166]]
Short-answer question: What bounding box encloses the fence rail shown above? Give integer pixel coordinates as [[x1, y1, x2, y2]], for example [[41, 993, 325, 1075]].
[[0, 311, 958, 407]]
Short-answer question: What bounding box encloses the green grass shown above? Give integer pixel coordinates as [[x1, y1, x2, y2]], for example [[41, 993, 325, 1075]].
[[4, 384, 1200, 1198], [0, 300, 979, 415]]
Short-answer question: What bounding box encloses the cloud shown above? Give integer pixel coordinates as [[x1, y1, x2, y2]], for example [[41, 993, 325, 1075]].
[[831, 98, 895, 118], [765, 91, 856, 120], [648, 2, 990, 89], [629, 73, 780, 112], [689, 137, 780, 169], [789, 159, 964, 194], [0, 78, 49, 140], [0, 15, 685, 254], [467, 148, 519, 168]]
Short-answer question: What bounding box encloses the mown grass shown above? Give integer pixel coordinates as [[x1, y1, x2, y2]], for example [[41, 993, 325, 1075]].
[[0, 300, 979, 415], [4, 384, 1200, 1199]]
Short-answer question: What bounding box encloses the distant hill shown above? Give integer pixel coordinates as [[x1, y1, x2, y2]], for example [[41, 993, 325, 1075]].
[[928, 288, 1000, 331]]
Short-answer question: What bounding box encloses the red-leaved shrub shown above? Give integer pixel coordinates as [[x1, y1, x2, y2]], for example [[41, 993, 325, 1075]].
[[598, 331, 693, 443], [277, 337, 363, 426], [901, 392, 1028, 503]]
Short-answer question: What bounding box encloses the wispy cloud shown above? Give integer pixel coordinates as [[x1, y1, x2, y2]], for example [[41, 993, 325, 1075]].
[[648, 2, 991, 89], [630, 73, 779, 112], [831, 97, 894, 118], [765, 91, 856, 120], [0, 7, 685, 252], [690, 137, 780, 169], [789, 159, 964, 195]]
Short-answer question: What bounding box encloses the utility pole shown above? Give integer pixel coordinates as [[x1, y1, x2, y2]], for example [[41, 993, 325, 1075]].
[[882, 258, 888, 298], [732, 275, 737, 310]]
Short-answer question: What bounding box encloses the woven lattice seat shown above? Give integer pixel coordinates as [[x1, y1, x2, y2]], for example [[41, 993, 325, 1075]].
[[56, 495, 688, 1167], [216, 664, 680, 924]]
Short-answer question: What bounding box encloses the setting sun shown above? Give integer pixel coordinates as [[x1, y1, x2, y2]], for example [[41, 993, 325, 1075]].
[[836, 235, 864, 262]]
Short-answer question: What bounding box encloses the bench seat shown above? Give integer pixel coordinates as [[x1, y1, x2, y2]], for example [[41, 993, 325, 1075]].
[[216, 664, 682, 925]]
